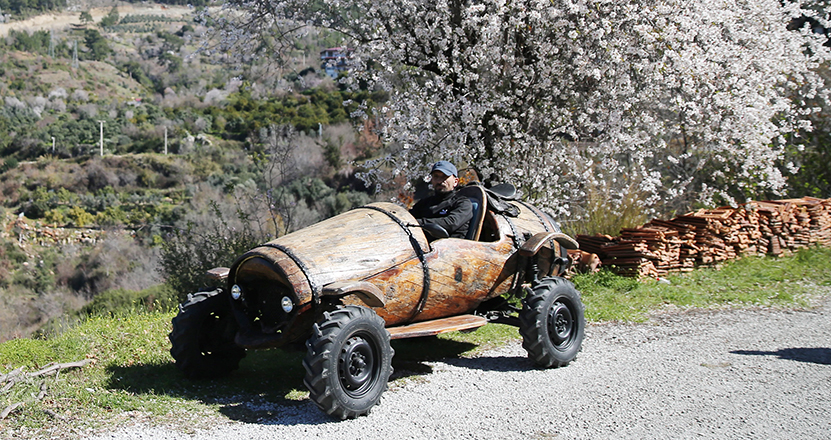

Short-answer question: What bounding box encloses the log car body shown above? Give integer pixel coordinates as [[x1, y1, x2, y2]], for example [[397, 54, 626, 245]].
[[170, 185, 585, 419], [228, 200, 566, 348]]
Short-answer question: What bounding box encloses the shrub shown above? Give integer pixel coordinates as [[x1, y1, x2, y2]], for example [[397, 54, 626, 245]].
[[95, 206, 129, 226], [67, 206, 94, 227], [43, 208, 66, 226], [11, 251, 57, 294], [2, 240, 27, 265], [1, 157, 18, 172], [160, 201, 266, 299]]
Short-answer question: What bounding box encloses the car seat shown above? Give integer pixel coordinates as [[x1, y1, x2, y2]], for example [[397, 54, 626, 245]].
[[458, 184, 487, 240]]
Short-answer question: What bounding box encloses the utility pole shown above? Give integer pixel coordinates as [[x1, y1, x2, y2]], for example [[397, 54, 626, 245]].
[[51, 137, 55, 153], [72, 40, 79, 68], [98, 121, 104, 156], [164, 126, 168, 155]]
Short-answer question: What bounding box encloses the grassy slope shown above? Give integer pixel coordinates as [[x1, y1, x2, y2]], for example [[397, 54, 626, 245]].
[[1, 247, 830, 437]]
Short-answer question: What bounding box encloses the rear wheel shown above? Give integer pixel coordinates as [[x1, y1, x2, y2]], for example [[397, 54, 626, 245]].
[[169, 288, 245, 379], [519, 277, 585, 368], [303, 305, 393, 419]]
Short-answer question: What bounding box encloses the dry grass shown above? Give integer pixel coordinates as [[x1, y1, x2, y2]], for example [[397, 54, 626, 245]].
[[562, 180, 651, 237]]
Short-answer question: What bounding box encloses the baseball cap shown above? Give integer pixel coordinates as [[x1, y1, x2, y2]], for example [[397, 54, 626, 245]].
[[431, 160, 457, 177]]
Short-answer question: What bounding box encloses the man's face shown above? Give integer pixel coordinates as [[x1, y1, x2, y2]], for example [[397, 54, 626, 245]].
[[431, 171, 458, 193]]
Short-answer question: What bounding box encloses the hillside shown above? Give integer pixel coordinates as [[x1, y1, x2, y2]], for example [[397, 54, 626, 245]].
[[0, 4, 192, 37], [0, 4, 385, 341]]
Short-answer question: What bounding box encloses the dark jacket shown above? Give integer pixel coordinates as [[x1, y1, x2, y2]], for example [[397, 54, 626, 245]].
[[409, 189, 473, 239]]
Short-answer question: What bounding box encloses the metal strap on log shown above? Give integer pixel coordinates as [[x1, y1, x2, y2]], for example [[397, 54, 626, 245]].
[[259, 242, 321, 304], [517, 201, 556, 242], [359, 205, 431, 321], [501, 213, 524, 294], [517, 200, 567, 277]]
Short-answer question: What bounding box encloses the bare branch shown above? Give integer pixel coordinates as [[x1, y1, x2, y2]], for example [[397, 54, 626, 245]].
[[0, 402, 23, 420], [27, 359, 93, 378]]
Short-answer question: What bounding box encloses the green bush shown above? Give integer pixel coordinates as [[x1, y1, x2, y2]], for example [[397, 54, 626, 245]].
[[99, 6, 119, 27], [11, 252, 56, 294], [67, 206, 94, 227], [95, 205, 129, 226], [3, 245, 26, 266], [1, 157, 18, 172], [43, 208, 66, 225], [160, 201, 266, 299]]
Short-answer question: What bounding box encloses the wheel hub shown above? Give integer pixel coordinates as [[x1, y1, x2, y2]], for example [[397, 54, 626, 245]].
[[547, 301, 573, 345], [339, 336, 376, 395]]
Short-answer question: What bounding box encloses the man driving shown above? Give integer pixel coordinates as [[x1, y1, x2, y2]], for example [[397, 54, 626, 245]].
[[409, 160, 473, 239]]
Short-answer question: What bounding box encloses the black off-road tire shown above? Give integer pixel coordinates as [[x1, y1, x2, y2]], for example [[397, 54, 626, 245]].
[[303, 305, 394, 419], [169, 288, 246, 379], [519, 277, 585, 368]]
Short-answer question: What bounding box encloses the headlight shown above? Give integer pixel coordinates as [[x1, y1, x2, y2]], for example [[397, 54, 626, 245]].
[[231, 284, 242, 300], [281, 296, 294, 313]]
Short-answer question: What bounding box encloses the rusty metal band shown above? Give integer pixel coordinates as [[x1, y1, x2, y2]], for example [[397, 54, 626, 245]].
[[501, 213, 524, 294], [517, 200, 565, 277], [517, 200, 559, 275], [259, 242, 320, 304], [359, 205, 431, 320], [502, 212, 522, 249], [517, 200, 552, 233]]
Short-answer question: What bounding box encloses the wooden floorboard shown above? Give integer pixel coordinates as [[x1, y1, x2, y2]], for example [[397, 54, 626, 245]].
[[387, 314, 488, 340]]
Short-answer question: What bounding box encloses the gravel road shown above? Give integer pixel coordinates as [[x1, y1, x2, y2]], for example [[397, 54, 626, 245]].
[[89, 296, 831, 440]]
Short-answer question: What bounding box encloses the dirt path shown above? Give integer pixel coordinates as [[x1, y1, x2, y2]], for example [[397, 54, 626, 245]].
[[0, 5, 191, 37]]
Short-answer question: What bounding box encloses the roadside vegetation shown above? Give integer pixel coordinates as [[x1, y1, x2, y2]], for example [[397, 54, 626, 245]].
[[1, 246, 830, 438]]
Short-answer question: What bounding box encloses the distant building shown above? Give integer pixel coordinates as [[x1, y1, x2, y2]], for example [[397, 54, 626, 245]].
[[320, 47, 353, 79]]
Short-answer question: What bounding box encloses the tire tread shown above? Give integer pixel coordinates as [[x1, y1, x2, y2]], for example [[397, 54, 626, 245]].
[[302, 306, 393, 419], [519, 277, 585, 368]]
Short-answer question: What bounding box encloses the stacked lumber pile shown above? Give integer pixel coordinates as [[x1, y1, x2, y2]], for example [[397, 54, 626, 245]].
[[576, 196, 831, 278], [749, 197, 831, 254], [574, 234, 615, 257]]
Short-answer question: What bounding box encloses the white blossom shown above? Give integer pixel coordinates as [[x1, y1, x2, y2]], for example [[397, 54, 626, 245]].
[[203, 0, 829, 218]]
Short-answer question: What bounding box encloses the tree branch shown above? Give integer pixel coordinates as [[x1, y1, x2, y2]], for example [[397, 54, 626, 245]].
[[27, 359, 93, 378], [0, 402, 23, 420]]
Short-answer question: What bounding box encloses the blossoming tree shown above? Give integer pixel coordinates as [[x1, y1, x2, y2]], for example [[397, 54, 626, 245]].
[[204, 0, 830, 220]]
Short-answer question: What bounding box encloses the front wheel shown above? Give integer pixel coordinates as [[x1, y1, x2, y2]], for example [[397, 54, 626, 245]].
[[303, 305, 393, 419], [519, 277, 585, 368], [169, 288, 246, 379]]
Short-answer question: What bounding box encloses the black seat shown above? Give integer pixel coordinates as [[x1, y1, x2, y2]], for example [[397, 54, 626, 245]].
[[457, 185, 487, 240]]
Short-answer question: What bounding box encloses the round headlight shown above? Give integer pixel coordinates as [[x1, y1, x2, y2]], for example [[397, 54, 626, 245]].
[[230, 284, 242, 300], [281, 296, 294, 313]]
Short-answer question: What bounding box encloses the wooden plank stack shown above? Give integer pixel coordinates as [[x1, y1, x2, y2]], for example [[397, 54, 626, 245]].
[[576, 196, 831, 278]]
